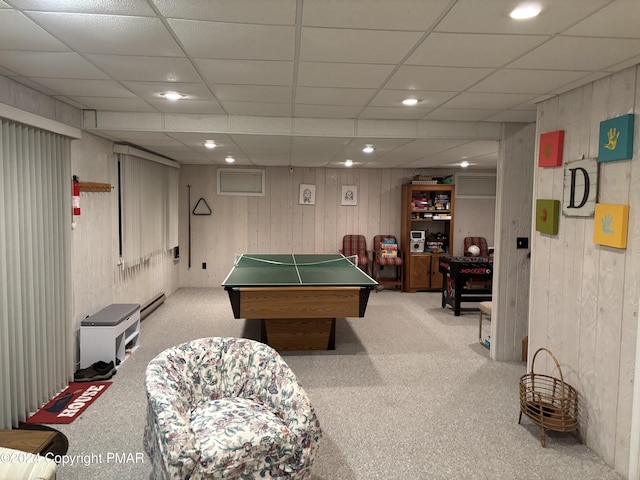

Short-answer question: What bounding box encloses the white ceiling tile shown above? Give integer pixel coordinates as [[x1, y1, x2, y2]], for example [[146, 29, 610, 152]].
[[24, 78, 137, 97], [302, 0, 451, 31], [407, 33, 549, 67], [435, 0, 611, 35], [300, 27, 422, 64], [232, 134, 291, 151], [1, 0, 638, 169], [443, 92, 537, 110], [607, 54, 640, 73], [548, 72, 612, 95], [508, 37, 640, 71], [371, 89, 456, 108], [84, 54, 201, 82], [291, 136, 350, 155], [294, 104, 364, 118], [109, 131, 179, 144], [222, 101, 292, 117], [12, 0, 156, 15], [121, 81, 215, 100], [154, 0, 296, 25], [145, 99, 225, 114], [297, 62, 394, 88], [385, 66, 494, 91], [168, 132, 235, 148], [424, 109, 500, 121], [27, 12, 184, 56], [295, 87, 374, 106], [168, 19, 294, 60], [0, 10, 69, 51], [0, 51, 108, 79], [359, 106, 432, 120], [564, 1, 640, 38], [470, 69, 595, 94], [195, 59, 294, 86], [483, 110, 537, 123], [67, 96, 157, 112], [215, 85, 292, 103]]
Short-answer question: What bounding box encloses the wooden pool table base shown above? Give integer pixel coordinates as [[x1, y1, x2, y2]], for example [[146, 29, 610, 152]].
[[262, 318, 336, 351], [226, 286, 371, 351]]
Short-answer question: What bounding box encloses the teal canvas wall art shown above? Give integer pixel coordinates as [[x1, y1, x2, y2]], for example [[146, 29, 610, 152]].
[[598, 114, 634, 162]]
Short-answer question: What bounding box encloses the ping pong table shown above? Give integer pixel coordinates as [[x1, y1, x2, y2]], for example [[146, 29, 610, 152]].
[[222, 253, 377, 351]]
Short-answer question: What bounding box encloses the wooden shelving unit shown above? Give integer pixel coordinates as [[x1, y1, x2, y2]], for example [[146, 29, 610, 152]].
[[401, 183, 455, 292]]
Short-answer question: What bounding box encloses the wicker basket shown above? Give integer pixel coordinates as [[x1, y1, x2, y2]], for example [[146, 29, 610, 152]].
[[518, 348, 582, 447]]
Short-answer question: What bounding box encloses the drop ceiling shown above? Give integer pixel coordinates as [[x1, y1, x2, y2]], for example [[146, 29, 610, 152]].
[[1, 0, 639, 169]]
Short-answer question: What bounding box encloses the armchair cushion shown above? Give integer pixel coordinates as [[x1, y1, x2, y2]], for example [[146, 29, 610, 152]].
[[192, 397, 294, 477]]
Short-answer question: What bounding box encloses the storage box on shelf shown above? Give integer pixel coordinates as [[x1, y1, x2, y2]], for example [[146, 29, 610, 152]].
[[401, 183, 455, 292], [80, 303, 141, 369]]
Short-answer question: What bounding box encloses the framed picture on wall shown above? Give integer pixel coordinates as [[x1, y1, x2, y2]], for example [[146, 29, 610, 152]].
[[299, 184, 316, 205], [341, 185, 357, 206]]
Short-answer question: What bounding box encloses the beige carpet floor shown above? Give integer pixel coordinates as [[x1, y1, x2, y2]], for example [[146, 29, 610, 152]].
[[52, 288, 623, 480]]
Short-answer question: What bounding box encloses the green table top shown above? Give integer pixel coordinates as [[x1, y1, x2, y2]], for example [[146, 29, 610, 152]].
[[222, 253, 377, 287]]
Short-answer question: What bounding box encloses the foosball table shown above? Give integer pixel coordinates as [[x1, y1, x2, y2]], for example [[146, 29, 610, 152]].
[[439, 256, 493, 316]]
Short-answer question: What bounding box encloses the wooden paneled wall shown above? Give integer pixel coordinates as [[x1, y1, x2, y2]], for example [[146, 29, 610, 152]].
[[530, 65, 640, 476], [178, 166, 496, 287]]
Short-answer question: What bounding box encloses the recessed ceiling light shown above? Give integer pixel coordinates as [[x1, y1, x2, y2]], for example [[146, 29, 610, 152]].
[[362, 144, 374, 154], [460, 161, 470, 168], [160, 91, 186, 101], [510, 2, 541, 19], [402, 98, 420, 106], [344, 159, 353, 167], [225, 156, 235, 164], [204, 140, 216, 149]]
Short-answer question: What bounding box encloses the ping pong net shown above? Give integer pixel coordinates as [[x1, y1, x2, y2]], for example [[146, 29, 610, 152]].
[[233, 254, 359, 267]]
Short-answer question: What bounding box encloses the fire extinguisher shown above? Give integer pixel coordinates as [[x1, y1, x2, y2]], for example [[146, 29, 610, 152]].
[[72, 175, 81, 216]]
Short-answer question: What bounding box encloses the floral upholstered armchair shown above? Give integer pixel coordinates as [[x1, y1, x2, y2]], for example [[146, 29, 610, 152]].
[[144, 337, 322, 480]]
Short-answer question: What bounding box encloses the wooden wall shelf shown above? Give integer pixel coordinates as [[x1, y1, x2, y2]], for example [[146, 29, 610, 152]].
[[79, 181, 112, 193]]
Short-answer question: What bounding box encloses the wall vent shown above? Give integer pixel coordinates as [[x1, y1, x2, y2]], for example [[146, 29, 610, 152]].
[[455, 172, 496, 198], [217, 168, 265, 196]]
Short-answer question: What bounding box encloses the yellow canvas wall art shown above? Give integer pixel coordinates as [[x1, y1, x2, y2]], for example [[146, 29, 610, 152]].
[[593, 203, 629, 249]]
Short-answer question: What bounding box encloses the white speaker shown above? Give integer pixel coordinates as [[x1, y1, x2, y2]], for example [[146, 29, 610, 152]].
[[411, 239, 425, 253], [410, 231, 426, 252]]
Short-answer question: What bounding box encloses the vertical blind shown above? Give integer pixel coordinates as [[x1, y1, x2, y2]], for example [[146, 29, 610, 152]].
[[0, 118, 72, 429], [119, 154, 178, 268]]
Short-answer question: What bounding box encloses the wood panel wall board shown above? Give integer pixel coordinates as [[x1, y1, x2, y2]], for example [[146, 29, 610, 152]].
[[291, 168, 304, 252], [299, 168, 317, 253], [247, 197, 258, 253], [357, 170, 369, 241], [595, 248, 625, 465], [324, 169, 339, 253], [613, 69, 640, 474], [557, 89, 585, 377], [365, 170, 382, 247], [314, 170, 325, 253], [493, 123, 535, 361], [590, 67, 635, 467]]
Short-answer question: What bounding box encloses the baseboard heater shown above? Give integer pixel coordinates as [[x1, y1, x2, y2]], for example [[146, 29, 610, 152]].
[[140, 292, 165, 321]]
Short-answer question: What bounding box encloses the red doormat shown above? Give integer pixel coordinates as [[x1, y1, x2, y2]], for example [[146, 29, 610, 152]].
[[25, 382, 111, 424]]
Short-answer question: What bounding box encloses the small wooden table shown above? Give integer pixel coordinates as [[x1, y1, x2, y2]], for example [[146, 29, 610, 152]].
[[0, 429, 58, 454]]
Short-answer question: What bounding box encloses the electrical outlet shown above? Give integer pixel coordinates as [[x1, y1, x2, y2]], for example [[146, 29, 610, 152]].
[[202, 262, 207, 269], [516, 237, 529, 249]]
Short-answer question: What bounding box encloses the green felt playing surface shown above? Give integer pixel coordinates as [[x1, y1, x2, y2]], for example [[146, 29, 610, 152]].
[[222, 253, 377, 287]]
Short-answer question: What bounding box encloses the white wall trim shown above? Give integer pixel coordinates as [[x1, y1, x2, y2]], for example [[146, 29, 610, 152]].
[[113, 144, 180, 169], [0, 102, 82, 139]]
